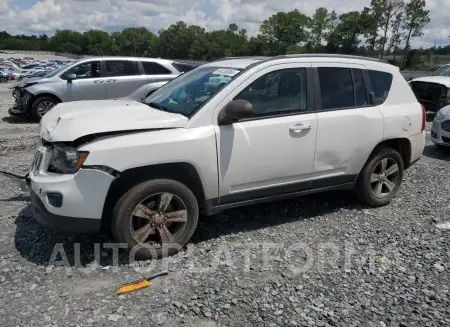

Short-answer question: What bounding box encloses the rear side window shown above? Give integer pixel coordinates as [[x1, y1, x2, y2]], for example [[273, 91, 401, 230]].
[[142, 62, 172, 75], [172, 62, 197, 73], [105, 61, 138, 77], [368, 70, 393, 105], [318, 67, 355, 109]]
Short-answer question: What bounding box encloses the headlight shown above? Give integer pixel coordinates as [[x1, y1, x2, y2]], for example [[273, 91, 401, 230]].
[[48, 145, 89, 174], [435, 111, 445, 122]]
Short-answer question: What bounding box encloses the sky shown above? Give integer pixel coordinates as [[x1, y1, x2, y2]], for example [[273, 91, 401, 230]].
[[1, 0, 449, 48]]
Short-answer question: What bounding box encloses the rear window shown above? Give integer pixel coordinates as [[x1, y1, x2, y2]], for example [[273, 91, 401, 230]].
[[368, 70, 393, 105], [172, 62, 197, 73], [142, 61, 172, 75]]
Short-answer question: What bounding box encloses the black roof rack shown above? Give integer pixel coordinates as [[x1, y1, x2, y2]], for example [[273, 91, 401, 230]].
[[272, 53, 387, 63], [212, 56, 271, 62]]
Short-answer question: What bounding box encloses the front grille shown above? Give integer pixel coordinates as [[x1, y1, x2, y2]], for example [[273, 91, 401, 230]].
[[410, 82, 448, 111], [442, 136, 450, 144], [441, 120, 450, 132]]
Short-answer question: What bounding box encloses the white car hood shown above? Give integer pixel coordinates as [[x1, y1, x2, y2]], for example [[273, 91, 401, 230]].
[[39, 100, 188, 142], [410, 76, 450, 87]]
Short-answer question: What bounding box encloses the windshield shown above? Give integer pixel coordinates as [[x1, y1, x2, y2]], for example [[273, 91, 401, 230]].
[[44, 63, 72, 78], [145, 66, 243, 117], [432, 65, 450, 77]]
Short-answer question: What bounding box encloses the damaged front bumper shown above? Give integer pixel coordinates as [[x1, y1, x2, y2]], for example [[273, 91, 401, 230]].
[[9, 87, 33, 116]]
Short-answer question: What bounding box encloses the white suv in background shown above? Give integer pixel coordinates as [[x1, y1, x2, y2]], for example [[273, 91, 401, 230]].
[[27, 54, 426, 260]]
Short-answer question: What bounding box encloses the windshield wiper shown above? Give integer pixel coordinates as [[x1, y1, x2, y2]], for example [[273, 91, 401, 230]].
[[148, 102, 171, 112]]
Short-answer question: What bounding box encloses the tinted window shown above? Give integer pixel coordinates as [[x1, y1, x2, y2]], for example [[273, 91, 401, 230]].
[[105, 60, 137, 77], [142, 62, 172, 75], [172, 62, 197, 73], [64, 61, 101, 79], [234, 68, 307, 117], [368, 70, 393, 105], [353, 69, 368, 106], [318, 67, 354, 109]]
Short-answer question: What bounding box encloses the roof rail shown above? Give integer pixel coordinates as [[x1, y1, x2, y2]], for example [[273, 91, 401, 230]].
[[212, 56, 271, 62], [273, 53, 387, 63]]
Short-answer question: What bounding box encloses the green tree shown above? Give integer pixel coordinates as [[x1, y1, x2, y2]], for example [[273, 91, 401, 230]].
[[402, 0, 430, 66], [389, 12, 404, 61], [82, 30, 111, 56], [260, 10, 310, 54], [308, 8, 336, 52], [326, 11, 363, 54], [377, 0, 405, 58], [49, 30, 83, 54]]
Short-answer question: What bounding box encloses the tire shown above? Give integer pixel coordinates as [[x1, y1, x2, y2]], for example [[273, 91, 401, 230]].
[[355, 147, 404, 207], [111, 179, 199, 260], [30, 96, 58, 121]]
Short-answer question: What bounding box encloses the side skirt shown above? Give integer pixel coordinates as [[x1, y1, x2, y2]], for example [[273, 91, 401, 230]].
[[204, 178, 356, 216]]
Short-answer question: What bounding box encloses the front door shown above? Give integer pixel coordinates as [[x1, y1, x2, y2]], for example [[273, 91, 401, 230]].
[[215, 64, 318, 204], [63, 60, 106, 101]]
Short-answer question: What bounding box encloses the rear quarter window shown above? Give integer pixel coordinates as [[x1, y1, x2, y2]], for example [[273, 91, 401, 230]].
[[368, 70, 393, 105]]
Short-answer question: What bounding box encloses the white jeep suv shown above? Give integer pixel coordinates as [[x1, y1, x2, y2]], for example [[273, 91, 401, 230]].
[[27, 54, 426, 259]]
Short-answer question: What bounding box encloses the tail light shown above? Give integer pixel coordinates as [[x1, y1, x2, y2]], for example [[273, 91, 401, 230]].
[[421, 104, 426, 132]]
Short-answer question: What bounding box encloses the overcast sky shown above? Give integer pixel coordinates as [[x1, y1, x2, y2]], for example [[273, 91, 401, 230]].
[[1, 0, 449, 48]]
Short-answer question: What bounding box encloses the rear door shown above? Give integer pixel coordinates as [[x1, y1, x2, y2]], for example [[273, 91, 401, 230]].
[[311, 64, 384, 187], [104, 59, 146, 98]]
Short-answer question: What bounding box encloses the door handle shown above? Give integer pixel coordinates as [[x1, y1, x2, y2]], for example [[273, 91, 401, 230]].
[[289, 124, 311, 132], [106, 79, 117, 83], [94, 80, 104, 84]]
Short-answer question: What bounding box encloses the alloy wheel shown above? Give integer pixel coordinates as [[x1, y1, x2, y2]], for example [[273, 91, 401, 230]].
[[370, 157, 400, 198], [37, 100, 55, 116], [129, 192, 188, 247]]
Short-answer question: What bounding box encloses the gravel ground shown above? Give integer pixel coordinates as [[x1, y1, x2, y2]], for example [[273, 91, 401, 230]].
[[0, 92, 449, 327]]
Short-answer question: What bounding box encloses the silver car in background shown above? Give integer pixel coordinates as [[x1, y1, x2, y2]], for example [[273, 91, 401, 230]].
[[9, 57, 201, 121]]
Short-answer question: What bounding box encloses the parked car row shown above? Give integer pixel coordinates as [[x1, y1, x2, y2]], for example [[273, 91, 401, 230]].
[[0, 57, 70, 82], [8, 57, 202, 120], [14, 54, 426, 260]]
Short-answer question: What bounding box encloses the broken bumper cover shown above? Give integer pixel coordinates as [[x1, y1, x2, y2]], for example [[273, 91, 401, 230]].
[[29, 185, 102, 233], [9, 88, 32, 115]]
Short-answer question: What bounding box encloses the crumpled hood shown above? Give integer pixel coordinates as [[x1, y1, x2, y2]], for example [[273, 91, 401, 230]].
[[11, 76, 45, 88], [39, 99, 188, 142], [410, 76, 450, 88]]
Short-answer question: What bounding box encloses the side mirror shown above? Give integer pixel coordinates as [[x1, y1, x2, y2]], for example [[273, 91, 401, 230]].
[[64, 73, 76, 82], [218, 99, 253, 125]]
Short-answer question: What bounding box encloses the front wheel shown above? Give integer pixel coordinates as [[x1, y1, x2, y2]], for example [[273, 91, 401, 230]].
[[111, 179, 199, 260], [356, 147, 404, 207], [30, 96, 58, 121]]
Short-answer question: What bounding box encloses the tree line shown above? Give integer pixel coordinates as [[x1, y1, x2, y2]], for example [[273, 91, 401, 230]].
[[0, 0, 444, 69]]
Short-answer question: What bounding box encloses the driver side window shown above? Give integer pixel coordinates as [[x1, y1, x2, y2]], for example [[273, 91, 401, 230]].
[[234, 68, 307, 118], [64, 61, 101, 80]]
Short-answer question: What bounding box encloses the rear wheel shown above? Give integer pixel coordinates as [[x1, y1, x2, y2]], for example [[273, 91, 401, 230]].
[[31, 96, 58, 121], [356, 147, 404, 207], [111, 179, 199, 260]]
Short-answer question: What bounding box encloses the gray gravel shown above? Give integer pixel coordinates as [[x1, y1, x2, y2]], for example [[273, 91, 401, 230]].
[[0, 92, 449, 327]]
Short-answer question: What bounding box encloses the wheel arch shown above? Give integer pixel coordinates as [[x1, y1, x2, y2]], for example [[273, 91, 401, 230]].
[[367, 138, 412, 169], [101, 162, 207, 225], [30, 92, 63, 106]]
